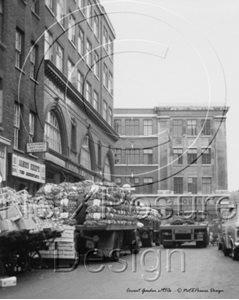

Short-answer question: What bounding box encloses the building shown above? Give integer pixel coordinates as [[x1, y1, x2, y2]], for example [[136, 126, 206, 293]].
[[0, 0, 118, 194], [0, 0, 46, 194], [113, 105, 229, 196], [44, 0, 118, 184]]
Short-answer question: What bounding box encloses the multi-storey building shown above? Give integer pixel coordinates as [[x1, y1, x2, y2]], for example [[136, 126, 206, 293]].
[[44, 0, 118, 184], [0, 0, 118, 194], [114, 105, 229, 196], [0, 0, 46, 194]]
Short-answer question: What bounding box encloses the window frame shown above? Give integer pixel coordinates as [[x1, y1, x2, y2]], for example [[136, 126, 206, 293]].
[[187, 177, 197, 194], [201, 148, 211, 164], [201, 119, 211, 135], [29, 112, 35, 143], [187, 119, 197, 135], [15, 29, 23, 69], [125, 119, 139, 135], [14, 104, 21, 148], [85, 81, 92, 103], [114, 119, 121, 134], [77, 27, 84, 56], [173, 177, 183, 194], [173, 119, 183, 137], [143, 149, 153, 164], [93, 90, 99, 111], [187, 148, 197, 164], [44, 29, 54, 61], [68, 12, 76, 45], [55, 42, 64, 72], [202, 177, 212, 194], [143, 119, 153, 136], [86, 39, 92, 67], [173, 148, 183, 164]]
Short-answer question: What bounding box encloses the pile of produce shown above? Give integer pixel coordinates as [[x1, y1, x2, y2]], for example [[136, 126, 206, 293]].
[[135, 206, 162, 222], [31, 180, 94, 230], [83, 183, 137, 226]]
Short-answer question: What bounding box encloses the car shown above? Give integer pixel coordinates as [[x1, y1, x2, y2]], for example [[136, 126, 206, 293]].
[[218, 203, 239, 260]]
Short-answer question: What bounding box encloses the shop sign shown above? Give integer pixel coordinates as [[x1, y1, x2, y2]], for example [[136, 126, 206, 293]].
[[12, 154, 45, 183], [26, 142, 48, 153]]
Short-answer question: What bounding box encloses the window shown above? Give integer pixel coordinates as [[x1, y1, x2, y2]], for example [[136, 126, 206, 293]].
[[202, 148, 211, 164], [202, 177, 212, 194], [30, 43, 37, 79], [187, 120, 197, 135], [86, 0, 93, 27], [0, 0, 3, 41], [173, 119, 182, 137], [201, 119, 211, 135], [134, 177, 140, 193], [98, 141, 101, 167], [143, 178, 153, 194], [108, 108, 112, 126], [68, 13, 76, 45], [44, 30, 53, 61], [80, 136, 91, 170], [173, 148, 183, 164], [114, 119, 121, 134], [188, 177, 197, 194], [104, 156, 111, 181], [15, 29, 23, 68], [55, 42, 63, 72], [173, 177, 183, 194], [29, 113, 35, 142], [103, 27, 109, 52], [103, 64, 108, 88], [86, 39, 92, 66], [78, 0, 86, 15], [32, 0, 39, 15], [14, 104, 21, 148], [125, 119, 139, 135], [93, 12, 99, 38], [143, 149, 153, 164], [125, 149, 140, 164], [103, 100, 107, 120], [93, 51, 99, 77], [85, 81, 92, 103], [115, 149, 122, 164], [45, 111, 62, 153], [77, 71, 83, 94], [93, 91, 99, 111], [46, 0, 54, 12], [71, 119, 77, 151], [67, 59, 77, 86], [143, 120, 152, 135], [78, 28, 84, 56], [109, 36, 113, 60], [109, 72, 113, 95], [56, 0, 65, 27], [187, 148, 197, 164]]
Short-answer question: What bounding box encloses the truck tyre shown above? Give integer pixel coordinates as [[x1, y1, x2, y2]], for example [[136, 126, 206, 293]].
[[143, 231, 154, 247], [222, 242, 230, 256], [131, 232, 140, 255], [155, 235, 160, 246], [231, 245, 239, 261], [218, 242, 222, 250]]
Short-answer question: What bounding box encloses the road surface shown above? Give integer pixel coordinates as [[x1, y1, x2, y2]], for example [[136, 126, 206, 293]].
[[1, 244, 239, 299]]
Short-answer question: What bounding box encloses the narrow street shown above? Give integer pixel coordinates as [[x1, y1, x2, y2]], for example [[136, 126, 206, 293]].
[[1, 244, 239, 299]]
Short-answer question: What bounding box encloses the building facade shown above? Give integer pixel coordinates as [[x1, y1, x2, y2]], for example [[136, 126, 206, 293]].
[[0, 0, 46, 194], [0, 0, 118, 194], [114, 105, 229, 196], [44, 0, 118, 184]]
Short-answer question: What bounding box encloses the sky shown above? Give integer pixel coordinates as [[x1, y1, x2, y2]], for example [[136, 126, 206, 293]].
[[102, 0, 239, 191]]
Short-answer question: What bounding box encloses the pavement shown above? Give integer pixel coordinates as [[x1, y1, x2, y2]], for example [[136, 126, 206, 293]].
[[1, 244, 239, 299]]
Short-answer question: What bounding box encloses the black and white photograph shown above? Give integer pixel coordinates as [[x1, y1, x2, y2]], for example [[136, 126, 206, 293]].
[[0, 0, 239, 299]]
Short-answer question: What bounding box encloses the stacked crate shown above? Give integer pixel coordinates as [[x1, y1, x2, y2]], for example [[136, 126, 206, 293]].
[[40, 226, 77, 260]]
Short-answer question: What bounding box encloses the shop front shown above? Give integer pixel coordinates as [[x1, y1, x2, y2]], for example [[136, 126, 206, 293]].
[[45, 153, 86, 184], [8, 153, 46, 195]]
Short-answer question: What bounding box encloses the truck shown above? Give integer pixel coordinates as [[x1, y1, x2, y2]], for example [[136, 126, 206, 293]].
[[216, 195, 239, 260], [73, 183, 141, 260]]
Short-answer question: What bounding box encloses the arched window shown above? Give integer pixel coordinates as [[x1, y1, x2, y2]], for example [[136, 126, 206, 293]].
[[80, 136, 91, 170], [45, 111, 62, 153], [104, 156, 111, 181]]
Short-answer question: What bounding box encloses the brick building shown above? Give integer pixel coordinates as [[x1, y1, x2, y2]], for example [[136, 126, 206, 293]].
[[0, 0, 118, 194], [113, 105, 229, 196], [0, 0, 45, 194], [44, 0, 118, 184]]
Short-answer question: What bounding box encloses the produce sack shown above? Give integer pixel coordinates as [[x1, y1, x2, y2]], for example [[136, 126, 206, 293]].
[[0, 205, 22, 220], [16, 216, 37, 230]]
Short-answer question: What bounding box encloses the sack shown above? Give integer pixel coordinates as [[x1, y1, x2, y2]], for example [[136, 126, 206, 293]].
[[0, 219, 19, 232], [15, 217, 37, 230], [0, 205, 22, 220]]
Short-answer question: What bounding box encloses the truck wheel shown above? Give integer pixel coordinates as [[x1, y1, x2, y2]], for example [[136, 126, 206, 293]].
[[218, 243, 222, 250], [231, 246, 239, 261], [155, 235, 160, 246], [196, 241, 203, 248], [131, 233, 140, 255], [143, 231, 154, 247], [222, 242, 230, 257]]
